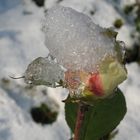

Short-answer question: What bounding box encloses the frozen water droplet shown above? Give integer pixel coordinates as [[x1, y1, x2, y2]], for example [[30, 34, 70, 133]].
[[43, 6, 117, 72], [115, 41, 126, 63], [24, 57, 64, 87], [118, 41, 126, 59], [27, 80, 32, 84]]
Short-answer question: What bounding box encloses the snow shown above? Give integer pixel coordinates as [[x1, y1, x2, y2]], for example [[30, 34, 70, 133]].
[[116, 63, 140, 140], [43, 6, 118, 72], [0, 0, 140, 140], [0, 77, 70, 140], [0, 0, 70, 140]]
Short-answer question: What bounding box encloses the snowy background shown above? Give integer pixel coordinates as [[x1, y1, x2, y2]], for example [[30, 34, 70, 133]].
[[0, 0, 140, 140]]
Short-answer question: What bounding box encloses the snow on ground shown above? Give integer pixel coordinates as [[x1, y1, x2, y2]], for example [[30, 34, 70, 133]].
[[0, 0, 70, 140], [0, 0, 140, 140], [117, 63, 140, 140]]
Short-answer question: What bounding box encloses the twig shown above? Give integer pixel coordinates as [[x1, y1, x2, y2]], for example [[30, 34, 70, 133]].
[[9, 75, 25, 79]]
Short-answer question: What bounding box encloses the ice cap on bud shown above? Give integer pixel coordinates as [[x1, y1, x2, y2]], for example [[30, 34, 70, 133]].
[[24, 57, 65, 87]]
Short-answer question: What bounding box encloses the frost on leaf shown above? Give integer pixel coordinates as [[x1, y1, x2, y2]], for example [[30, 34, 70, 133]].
[[24, 57, 64, 87], [43, 6, 127, 101]]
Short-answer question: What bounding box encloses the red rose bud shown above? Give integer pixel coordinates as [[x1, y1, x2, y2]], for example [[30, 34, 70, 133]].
[[81, 59, 127, 101], [86, 73, 104, 97], [64, 57, 127, 103]]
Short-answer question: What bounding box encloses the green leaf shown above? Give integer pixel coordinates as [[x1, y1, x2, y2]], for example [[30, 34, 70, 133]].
[[65, 88, 126, 140]]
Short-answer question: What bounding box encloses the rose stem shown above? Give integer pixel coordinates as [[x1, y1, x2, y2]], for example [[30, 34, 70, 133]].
[[73, 103, 88, 140]]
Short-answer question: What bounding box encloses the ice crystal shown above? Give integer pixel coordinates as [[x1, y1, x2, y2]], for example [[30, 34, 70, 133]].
[[43, 6, 121, 72]]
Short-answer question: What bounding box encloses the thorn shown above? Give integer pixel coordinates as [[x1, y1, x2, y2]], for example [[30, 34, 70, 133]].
[[46, 54, 55, 60], [62, 100, 66, 103]]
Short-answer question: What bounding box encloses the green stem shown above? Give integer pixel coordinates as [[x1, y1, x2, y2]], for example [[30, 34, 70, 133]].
[[73, 103, 87, 140]]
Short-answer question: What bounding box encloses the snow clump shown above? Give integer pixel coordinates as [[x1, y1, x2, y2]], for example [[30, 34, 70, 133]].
[[43, 5, 121, 72]]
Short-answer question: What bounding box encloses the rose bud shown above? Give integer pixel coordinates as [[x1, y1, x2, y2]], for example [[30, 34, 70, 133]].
[[81, 57, 127, 102], [64, 55, 127, 104]]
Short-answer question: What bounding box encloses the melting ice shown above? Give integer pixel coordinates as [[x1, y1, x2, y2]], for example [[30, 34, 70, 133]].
[[24, 57, 64, 87]]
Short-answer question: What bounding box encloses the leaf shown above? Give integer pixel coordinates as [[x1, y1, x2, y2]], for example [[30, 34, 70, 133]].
[[65, 88, 126, 140]]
